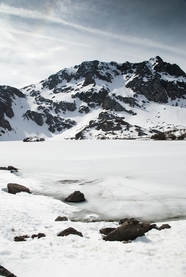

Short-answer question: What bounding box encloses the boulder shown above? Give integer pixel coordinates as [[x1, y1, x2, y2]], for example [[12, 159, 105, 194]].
[[0, 265, 17, 277], [31, 233, 46, 239], [0, 166, 18, 172], [14, 235, 29, 242], [65, 191, 85, 202], [7, 166, 18, 172], [103, 218, 157, 241], [7, 183, 31, 194], [23, 136, 45, 142], [55, 216, 68, 221], [99, 227, 116, 236], [158, 224, 171, 230], [57, 227, 83, 237]]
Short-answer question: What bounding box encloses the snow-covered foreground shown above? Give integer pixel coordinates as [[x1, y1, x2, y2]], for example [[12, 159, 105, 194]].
[[0, 140, 186, 276]]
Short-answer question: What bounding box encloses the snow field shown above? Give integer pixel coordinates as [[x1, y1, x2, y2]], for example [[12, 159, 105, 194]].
[[0, 140, 186, 276]]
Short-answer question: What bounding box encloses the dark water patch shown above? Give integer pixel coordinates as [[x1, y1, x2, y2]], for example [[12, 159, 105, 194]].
[[57, 179, 83, 184], [56, 179, 100, 186]]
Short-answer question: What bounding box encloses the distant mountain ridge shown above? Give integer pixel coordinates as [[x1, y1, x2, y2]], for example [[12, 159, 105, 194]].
[[0, 56, 186, 140]]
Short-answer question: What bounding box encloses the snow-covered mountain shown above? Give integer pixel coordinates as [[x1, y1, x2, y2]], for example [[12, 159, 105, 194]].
[[1, 56, 186, 140]]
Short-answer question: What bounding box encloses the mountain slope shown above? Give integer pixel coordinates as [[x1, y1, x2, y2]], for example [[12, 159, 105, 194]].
[[0, 56, 186, 140]]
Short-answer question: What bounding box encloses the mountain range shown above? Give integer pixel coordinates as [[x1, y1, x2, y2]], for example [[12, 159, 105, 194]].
[[0, 56, 186, 140]]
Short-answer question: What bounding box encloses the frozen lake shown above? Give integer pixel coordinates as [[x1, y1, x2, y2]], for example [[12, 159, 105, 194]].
[[1, 140, 186, 222]]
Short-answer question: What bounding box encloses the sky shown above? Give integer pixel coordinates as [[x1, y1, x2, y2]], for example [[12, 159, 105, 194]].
[[0, 0, 186, 88]]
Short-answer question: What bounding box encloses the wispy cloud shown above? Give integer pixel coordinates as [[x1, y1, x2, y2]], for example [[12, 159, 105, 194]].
[[7, 28, 90, 48], [0, 1, 185, 87], [0, 3, 184, 56]]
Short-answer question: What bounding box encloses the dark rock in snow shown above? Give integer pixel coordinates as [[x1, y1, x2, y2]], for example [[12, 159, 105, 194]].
[[65, 191, 86, 202], [31, 233, 46, 239], [14, 235, 29, 242], [55, 216, 68, 221], [0, 265, 17, 277], [57, 227, 83, 237], [158, 224, 171, 230], [99, 227, 116, 236], [23, 136, 45, 142], [103, 218, 157, 241], [7, 183, 31, 194], [0, 166, 18, 172], [7, 166, 18, 172]]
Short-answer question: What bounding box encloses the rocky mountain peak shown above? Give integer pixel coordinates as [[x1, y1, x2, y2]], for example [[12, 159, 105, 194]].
[[0, 57, 186, 140], [150, 56, 186, 77]]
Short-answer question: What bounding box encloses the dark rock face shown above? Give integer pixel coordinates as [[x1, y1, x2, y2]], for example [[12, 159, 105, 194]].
[[57, 227, 83, 237], [73, 87, 109, 107], [45, 114, 76, 133], [23, 110, 44, 126], [102, 218, 157, 241], [75, 60, 120, 83], [42, 69, 73, 90], [160, 80, 186, 100], [0, 86, 25, 132], [83, 111, 132, 136], [78, 104, 90, 114], [83, 72, 96, 87], [102, 95, 127, 111], [115, 95, 140, 108], [0, 265, 17, 277], [7, 183, 31, 194], [65, 191, 86, 202], [122, 56, 186, 104], [0, 118, 12, 131], [126, 75, 168, 103], [153, 56, 186, 77], [55, 101, 76, 113]]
